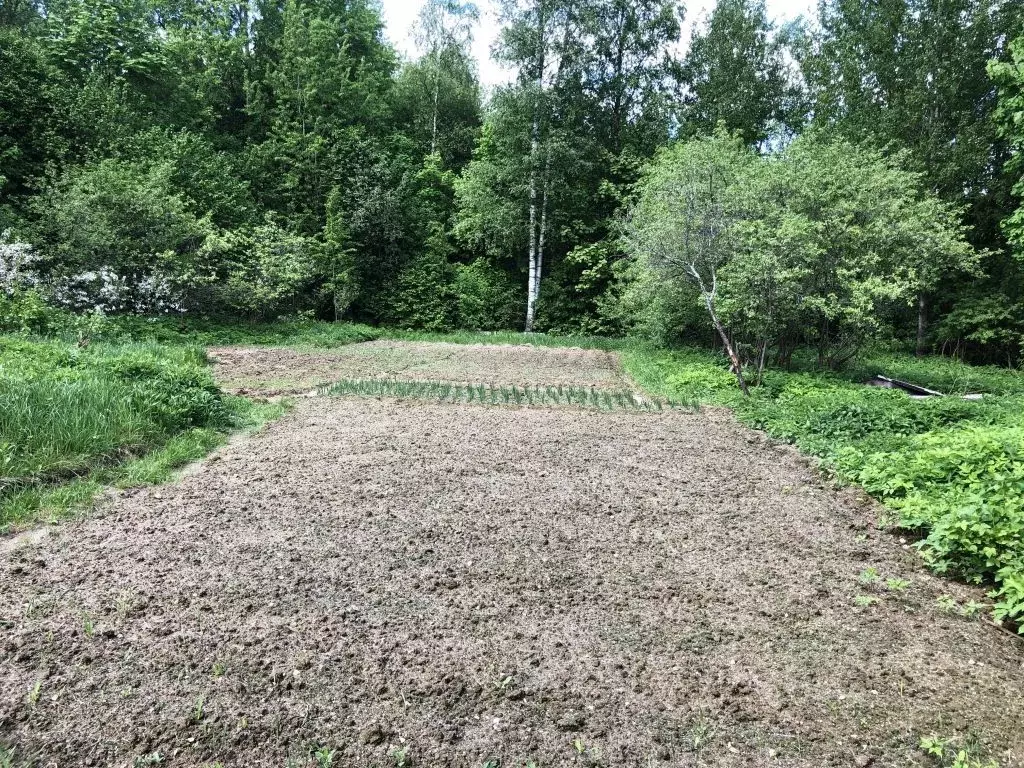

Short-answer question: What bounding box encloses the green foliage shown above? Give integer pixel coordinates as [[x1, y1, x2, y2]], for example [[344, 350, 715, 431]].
[[991, 37, 1024, 260], [0, 337, 225, 487], [628, 133, 977, 371], [0, 289, 61, 334], [104, 316, 381, 348], [205, 218, 318, 319], [681, 0, 798, 145], [723, 134, 977, 368], [934, 293, 1024, 367], [918, 734, 1000, 768], [31, 158, 213, 291], [452, 259, 521, 331]]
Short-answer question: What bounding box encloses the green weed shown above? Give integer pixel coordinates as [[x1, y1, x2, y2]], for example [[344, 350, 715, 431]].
[[886, 578, 911, 592], [858, 567, 880, 585], [313, 747, 336, 768], [391, 745, 410, 767], [919, 735, 999, 767]]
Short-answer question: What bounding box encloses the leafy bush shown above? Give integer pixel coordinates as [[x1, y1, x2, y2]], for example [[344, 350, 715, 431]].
[[205, 218, 319, 319], [452, 258, 521, 331], [29, 158, 214, 312], [386, 246, 457, 332]]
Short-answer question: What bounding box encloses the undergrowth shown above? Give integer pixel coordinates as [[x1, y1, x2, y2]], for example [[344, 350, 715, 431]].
[[624, 346, 1024, 632]]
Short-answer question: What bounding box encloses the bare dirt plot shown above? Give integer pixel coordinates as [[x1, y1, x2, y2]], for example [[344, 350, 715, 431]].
[[2, 398, 1022, 768], [208, 340, 628, 394]]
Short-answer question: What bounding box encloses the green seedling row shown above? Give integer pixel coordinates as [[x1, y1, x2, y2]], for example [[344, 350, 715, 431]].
[[319, 378, 697, 412]]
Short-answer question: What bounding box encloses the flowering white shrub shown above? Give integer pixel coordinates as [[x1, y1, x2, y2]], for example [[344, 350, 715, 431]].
[[46, 267, 186, 314], [0, 230, 39, 294], [2, 231, 184, 314]]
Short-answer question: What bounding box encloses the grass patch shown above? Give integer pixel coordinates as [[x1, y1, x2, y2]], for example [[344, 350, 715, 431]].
[[383, 328, 631, 351], [0, 333, 285, 531], [624, 345, 1024, 632], [102, 316, 632, 351], [104, 316, 382, 348], [1, 396, 284, 531], [0, 337, 225, 484]]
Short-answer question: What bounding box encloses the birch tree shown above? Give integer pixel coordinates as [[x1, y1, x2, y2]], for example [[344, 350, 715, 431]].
[[495, 0, 570, 331], [414, 0, 479, 155]]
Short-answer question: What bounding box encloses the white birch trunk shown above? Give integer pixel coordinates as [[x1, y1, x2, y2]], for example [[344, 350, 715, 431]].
[[535, 151, 551, 309], [525, 124, 540, 332], [430, 47, 441, 154], [524, 0, 545, 333]]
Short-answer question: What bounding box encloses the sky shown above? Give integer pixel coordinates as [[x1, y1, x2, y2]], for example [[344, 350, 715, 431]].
[[378, 0, 816, 89]]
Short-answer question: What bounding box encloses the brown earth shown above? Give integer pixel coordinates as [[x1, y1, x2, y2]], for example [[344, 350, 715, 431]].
[[2, 345, 1023, 768], [208, 341, 628, 394]]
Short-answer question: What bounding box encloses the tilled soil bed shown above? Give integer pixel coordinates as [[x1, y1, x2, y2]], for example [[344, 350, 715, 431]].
[[2, 398, 1023, 768], [208, 341, 628, 394]]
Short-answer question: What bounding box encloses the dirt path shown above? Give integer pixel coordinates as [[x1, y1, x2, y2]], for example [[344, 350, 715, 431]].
[[2, 346, 1022, 768]]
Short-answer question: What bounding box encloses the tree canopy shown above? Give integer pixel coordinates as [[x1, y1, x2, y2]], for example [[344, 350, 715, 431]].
[[2, 0, 1023, 366]]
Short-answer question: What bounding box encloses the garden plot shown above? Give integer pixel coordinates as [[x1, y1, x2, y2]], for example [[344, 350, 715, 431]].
[[2, 396, 1022, 768], [209, 340, 627, 394]]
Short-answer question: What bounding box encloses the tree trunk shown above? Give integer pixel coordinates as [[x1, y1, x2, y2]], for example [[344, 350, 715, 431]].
[[704, 294, 749, 396], [524, 0, 546, 333], [916, 292, 927, 357], [430, 47, 441, 154], [525, 122, 540, 332], [533, 152, 550, 316]]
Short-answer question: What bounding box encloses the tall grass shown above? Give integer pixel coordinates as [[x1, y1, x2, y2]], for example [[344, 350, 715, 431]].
[[0, 337, 227, 490], [0, 374, 153, 479]]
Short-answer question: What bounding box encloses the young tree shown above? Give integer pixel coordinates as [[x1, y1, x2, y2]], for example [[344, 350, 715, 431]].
[[628, 132, 754, 394], [720, 135, 978, 370]]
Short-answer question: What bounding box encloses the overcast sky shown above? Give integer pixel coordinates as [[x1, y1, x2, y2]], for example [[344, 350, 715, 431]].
[[378, 0, 816, 89]]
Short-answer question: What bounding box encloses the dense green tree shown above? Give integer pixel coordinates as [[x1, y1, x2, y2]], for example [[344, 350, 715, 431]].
[[721, 135, 978, 370], [991, 37, 1024, 260], [802, 0, 1024, 352], [680, 0, 798, 146], [392, 49, 482, 171], [0, 28, 63, 220], [627, 133, 978, 387]]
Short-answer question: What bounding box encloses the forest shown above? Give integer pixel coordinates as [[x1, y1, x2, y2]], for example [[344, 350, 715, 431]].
[[1, 0, 1023, 369]]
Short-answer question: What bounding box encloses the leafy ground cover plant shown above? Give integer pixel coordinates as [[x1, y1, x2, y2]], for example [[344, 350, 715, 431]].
[[624, 345, 1024, 630]]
